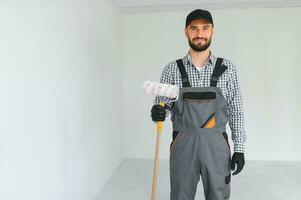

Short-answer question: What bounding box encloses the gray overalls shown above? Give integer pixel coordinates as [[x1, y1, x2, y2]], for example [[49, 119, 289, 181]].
[[169, 58, 231, 200]]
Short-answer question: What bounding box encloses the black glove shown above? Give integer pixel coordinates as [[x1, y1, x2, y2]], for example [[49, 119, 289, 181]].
[[151, 104, 167, 122], [231, 152, 245, 175]]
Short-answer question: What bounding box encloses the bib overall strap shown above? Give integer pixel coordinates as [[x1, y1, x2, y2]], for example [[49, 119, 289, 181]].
[[176, 59, 191, 87], [210, 58, 228, 87]]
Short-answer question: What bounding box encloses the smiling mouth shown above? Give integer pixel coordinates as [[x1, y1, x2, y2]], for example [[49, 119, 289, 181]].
[[194, 38, 206, 42]]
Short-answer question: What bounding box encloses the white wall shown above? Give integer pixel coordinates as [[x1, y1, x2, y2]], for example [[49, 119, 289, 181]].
[[1, 2, 300, 199], [0, 0, 122, 200], [122, 7, 301, 161]]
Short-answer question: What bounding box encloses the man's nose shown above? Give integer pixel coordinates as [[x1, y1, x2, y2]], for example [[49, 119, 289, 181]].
[[195, 32, 205, 38], [195, 28, 205, 35]]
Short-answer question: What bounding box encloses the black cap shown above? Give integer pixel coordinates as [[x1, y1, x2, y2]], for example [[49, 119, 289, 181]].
[[185, 9, 214, 27]]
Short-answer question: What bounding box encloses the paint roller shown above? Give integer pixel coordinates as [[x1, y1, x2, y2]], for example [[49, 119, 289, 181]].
[[142, 81, 179, 200]]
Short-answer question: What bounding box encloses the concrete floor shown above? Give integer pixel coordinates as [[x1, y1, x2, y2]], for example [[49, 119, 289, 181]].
[[97, 159, 301, 200]]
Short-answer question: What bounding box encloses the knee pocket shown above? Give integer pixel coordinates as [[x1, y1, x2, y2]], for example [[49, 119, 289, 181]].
[[223, 173, 231, 199], [225, 173, 231, 184]]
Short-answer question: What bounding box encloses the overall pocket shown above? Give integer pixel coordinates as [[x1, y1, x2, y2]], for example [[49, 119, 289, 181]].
[[182, 91, 217, 128], [221, 132, 231, 158], [201, 112, 216, 128], [170, 131, 181, 152], [183, 91, 216, 101]]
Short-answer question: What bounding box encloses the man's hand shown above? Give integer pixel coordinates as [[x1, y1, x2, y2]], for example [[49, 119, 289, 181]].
[[151, 104, 167, 122], [231, 152, 245, 175]]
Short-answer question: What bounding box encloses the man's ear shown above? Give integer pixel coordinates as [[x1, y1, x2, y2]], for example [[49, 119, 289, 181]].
[[184, 28, 188, 38]]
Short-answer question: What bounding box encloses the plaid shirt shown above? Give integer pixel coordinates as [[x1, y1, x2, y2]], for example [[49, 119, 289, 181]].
[[154, 51, 246, 153]]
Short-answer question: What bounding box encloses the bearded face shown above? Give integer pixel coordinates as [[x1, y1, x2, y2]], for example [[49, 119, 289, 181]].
[[187, 35, 212, 52], [185, 19, 213, 52]]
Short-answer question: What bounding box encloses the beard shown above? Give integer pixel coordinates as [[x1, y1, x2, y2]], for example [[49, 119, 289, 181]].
[[188, 36, 212, 52]]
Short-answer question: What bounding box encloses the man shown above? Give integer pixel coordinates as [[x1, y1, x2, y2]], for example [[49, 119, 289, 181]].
[[151, 9, 246, 200]]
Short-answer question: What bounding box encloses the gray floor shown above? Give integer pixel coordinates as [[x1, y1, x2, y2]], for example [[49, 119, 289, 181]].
[[97, 159, 301, 200]]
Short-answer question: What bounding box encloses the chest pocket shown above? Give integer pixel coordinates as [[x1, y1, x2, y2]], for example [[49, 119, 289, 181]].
[[182, 91, 217, 128]]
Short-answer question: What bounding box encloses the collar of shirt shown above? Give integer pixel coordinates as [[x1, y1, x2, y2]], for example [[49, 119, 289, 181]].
[[183, 51, 216, 71]]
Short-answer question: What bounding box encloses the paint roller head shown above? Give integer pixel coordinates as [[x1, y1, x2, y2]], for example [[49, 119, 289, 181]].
[[142, 81, 179, 99]]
